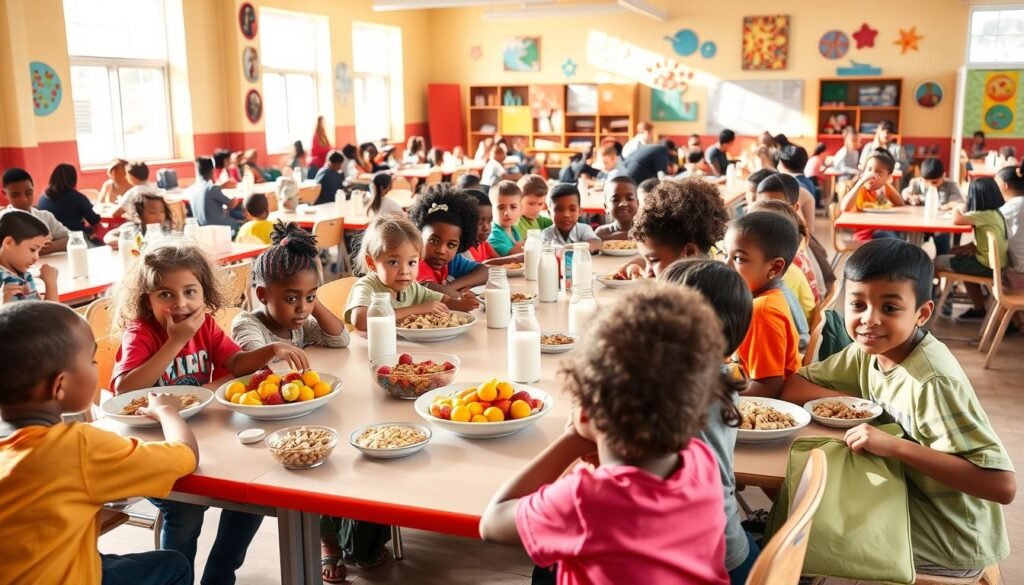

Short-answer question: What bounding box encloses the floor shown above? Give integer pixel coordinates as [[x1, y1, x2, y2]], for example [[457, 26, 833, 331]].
[[99, 216, 1024, 584]]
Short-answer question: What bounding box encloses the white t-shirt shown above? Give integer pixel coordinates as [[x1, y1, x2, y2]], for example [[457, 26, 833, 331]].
[[1000, 196, 1024, 272], [481, 160, 506, 187], [0, 206, 69, 240]]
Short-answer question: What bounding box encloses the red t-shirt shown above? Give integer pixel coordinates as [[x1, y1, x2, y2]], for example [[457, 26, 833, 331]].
[[112, 314, 241, 387], [417, 261, 448, 284], [467, 242, 498, 262]]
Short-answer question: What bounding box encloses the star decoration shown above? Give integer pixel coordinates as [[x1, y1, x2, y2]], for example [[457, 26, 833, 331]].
[[852, 23, 878, 49], [894, 26, 923, 54], [561, 58, 578, 78], [469, 45, 482, 60]]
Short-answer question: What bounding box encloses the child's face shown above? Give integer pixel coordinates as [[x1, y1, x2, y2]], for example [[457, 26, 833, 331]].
[[477, 204, 493, 242], [723, 228, 784, 293], [59, 320, 100, 412], [3, 180, 35, 211], [260, 269, 319, 331], [877, 128, 893, 144], [1, 235, 47, 273], [147, 268, 206, 329], [492, 148, 506, 163], [638, 237, 688, 278], [367, 241, 420, 293], [494, 195, 522, 228], [552, 196, 581, 233], [110, 166, 126, 181], [844, 278, 932, 364], [601, 153, 617, 170], [606, 184, 638, 226], [140, 199, 168, 226], [923, 177, 944, 189], [422, 222, 462, 271], [521, 194, 546, 219], [863, 159, 891, 189]]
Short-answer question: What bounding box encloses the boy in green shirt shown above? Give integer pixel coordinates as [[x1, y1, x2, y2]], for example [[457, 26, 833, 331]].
[[782, 239, 1015, 577], [515, 174, 553, 234]]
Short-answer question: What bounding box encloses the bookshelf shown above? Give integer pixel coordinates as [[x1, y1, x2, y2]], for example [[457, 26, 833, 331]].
[[816, 78, 903, 150]]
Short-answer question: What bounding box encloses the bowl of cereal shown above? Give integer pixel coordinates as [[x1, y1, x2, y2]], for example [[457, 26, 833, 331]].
[[595, 273, 642, 289], [265, 425, 338, 469], [540, 332, 577, 354], [803, 397, 882, 429], [737, 397, 810, 443], [503, 262, 525, 276], [349, 423, 432, 459], [600, 240, 638, 256], [102, 387, 215, 428], [396, 311, 476, 342], [370, 352, 460, 399]]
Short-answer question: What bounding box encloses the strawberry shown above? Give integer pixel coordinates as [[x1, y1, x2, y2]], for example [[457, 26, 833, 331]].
[[263, 392, 285, 406], [442, 361, 455, 371], [248, 368, 271, 390], [422, 360, 434, 366], [479, 401, 492, 410], [398, 353, 413, 365], [510, 391, 531, 404], [282, 372, 303, 384], [494, 400, 511, 416], [439, 405, 453, 420], [376, 365, 392, 375]]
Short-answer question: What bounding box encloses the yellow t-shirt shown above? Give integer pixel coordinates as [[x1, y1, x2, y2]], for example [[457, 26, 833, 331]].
[[236, 219, 275, 244], [783, 264, 815, 323], [0, 423, 196, 584]]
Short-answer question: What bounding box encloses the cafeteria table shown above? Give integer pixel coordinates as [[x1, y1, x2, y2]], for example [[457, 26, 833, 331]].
[[834, 205, 971, 247]]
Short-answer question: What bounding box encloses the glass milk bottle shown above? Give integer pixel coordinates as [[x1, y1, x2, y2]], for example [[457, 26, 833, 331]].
[[568, 284, 598, 336], [571, 242, 592, 289], [143, 223, 164, 250], [182, 218, 199, 241], [508, 303, 541, 383], [538, 243, 559, 302], [485, 267, 511, 328], [366, 292, 397, 361], [67, 231, 89, 279], [924, 185, 940, 217], [117, 225, 137, 271], [524, 229, 542, 281]]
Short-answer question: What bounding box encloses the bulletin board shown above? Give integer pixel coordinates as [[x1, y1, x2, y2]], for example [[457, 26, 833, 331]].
[[962, 69, 1024, 137], [707, 79, 805, 137]]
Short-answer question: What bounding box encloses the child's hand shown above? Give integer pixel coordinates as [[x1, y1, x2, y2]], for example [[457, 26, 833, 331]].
[[845, 423, 901, 458], [166, 307, 206, 343], [446, 292, 480, 312], [2, 282, 29, 303], [419, 300, 450, 315], [509, 240, 525, 254], [39, 264, 58, 285], [862, 172, 881, 190], [140, 393, 184, 420], [271, 342, 310, 372]]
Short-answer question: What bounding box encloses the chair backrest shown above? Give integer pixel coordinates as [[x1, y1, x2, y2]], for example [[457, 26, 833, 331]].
[[449, 169, 467, 184], [987, 231, 1007, 305], [266, 191, 279, 212], [85, 297, 114, 339], [81, 188, 101, 202], [313, 218, 344, 249], [94, 335, 121, 405], [392, 176, 413, 191], [221, 261, 253, 308], [425, 170, 444, 186], [213, 306, 243, 333], [297, 184, 322, 204], [167, 200, 188, 230], [746, 449, 828, 585], [317, 276, 358, 322], [803, 316, 826, 367]]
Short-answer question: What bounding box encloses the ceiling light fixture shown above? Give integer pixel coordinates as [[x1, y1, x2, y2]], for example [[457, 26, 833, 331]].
[[372, 0, 552, 11], [483, 3, 625, 20], [616, 0, 667, 21]]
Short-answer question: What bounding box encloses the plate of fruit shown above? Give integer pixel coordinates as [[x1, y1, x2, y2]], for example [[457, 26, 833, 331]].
[[215, 368, 342, 420], [370, 352, 460, 399], [414, 379, 553, 438], [595, 273, 641, 289]]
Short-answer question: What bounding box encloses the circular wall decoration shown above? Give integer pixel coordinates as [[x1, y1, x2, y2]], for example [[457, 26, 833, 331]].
[[30, 61, 62, 116], [664, 29, 699, 57], [986, 74, 1016, 103], [239, 2, 258, 39], [700, 41, 717, 59], [242, 47, 259, 83], [915, 82, 943, 108], [985, 104, 1013, 131], [245, 89, 263, 124], [819, 30, 850, 60]]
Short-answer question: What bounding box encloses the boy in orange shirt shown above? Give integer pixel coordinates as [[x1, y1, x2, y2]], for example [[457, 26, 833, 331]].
[[841, 149, 904, 242], [723, 211, 802, 398], [0, 301, 199, 585]]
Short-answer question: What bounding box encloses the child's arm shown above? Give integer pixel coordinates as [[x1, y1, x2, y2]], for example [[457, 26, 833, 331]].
[[584, 235, 602, 253], [479, 427, 596, 544], [422, 280, 464, 299], [844, 424, 1016, 505], [42, 235, 68, 254], [115, 308, 205, 393], [742, 377, 785, 398], [952, 205, 975, 226], [311, 299, 345, 337], [779, 373, 850, 404], [224, 342, 309, 375], [884, 185, 905, 207], [39, 265, 59, 302], [482, 253, 524, 266], [443, 291, 480, 312], [142, 392, 200, 467], [841, 176, 872, 211], [449, 263, 489, 292]]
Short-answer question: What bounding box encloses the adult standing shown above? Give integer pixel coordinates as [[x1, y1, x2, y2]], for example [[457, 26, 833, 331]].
[[623, 140, 678, 184], [308, 116, 332, 179]]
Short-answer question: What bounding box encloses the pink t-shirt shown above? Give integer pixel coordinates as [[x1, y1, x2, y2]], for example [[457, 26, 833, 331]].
[[516, 439, 729, 585], [112, 314, 241, 387]]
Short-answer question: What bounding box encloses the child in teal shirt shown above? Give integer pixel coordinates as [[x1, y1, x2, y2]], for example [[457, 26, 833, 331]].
[[487, 180, 524, 256]]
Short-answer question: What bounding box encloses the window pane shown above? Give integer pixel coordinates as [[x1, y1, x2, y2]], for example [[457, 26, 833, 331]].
[[997, 10, 1024, 35], [970, 34, 999, 63], [352, 25, 391, 73], [261, 11, 317, 71], [286, 74, 317, 149], [63, 0, 167, 60], [70, 66, 117, 165], [264, 73, 290, 154], [118, 67, 171, 159], [997, 35, 1024, 62], [972, 9, 1000, 36], [354, 76, 390, 143]]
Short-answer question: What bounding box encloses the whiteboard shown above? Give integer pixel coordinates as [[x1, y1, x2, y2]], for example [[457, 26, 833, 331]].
[[707, 80, 805, 137]]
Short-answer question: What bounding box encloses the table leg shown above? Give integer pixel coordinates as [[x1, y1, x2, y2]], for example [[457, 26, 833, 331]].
[[278, 508, 321, 585], [907, 232, 924, 247]]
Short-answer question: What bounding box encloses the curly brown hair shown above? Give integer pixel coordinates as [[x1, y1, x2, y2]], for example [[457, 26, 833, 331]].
[[560, 283, 725, 462], [629, 177, 728, 254]]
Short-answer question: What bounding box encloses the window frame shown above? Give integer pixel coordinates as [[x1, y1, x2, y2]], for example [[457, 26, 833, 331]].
[[967, 5, 1024, 68]]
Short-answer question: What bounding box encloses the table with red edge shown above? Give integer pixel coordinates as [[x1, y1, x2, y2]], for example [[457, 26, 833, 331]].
[[834, 205, 971, 247]]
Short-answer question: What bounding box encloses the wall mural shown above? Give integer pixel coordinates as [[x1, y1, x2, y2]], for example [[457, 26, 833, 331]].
[[852, 23, 878, 49], [894, 27, 923, 54], [503, 37, 540, 72], [742, 15, 789, 70], [963, 71, 1022, 136], [30, 61, 61, 116]]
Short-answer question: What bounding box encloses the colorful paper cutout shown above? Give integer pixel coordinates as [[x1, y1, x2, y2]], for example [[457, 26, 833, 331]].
[[963, 70, 1024, 136], [470, 45, 483, 60], [652, 88, 698, 121], [239, 2, 257, 39], [664, 29, 699, 57], [701, 41, 717, 59], [742, 15, 789, 70], [561, 58, 578, 78], [30, 61, 61, 116], [986, 74, 1016, 102], [646, 58, 693, 91], [245, 89, 262, 124], [915, 82, 943, 108], [852, 23, 878, 49], [242, 47, 259, 83], [986, 105, 1014, 130], [836, 60, 882, 76], [503, 37, 540, 72], [819, 30, 850, 60], [894, 27, 923, 54]]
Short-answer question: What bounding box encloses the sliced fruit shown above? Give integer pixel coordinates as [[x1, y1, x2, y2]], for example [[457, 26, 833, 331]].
[[484, 407, 504, 422], [248, 369, 271, 390], [530, 398, 543, 411], [239, 391, 263, 406], [301, 370, 320, 386], [509, 391, 531, 404], [225, 381, 246, 400], [230, 392, 244, 404], [510, 400, 531, 420], [312, 382, 332, 398], [462, 391, 479, 404], [450, 405, 471, 423], [496, 381, 514, 400]]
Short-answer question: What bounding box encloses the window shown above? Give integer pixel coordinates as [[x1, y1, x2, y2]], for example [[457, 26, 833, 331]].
[[64, 0, 174, 166], [969, 7, 1024, 65], [261, 9, 331, 154], [352, 22, 404, 144]]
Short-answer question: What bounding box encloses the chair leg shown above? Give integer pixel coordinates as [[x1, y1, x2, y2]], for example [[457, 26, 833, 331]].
[[984, 309, 1017, 369], [390, 525, 404, 561], [153, 511, 163, 550], [979, 306, 1007, 353], [934, 277, 955, 322], [977, 288, 996, 341]]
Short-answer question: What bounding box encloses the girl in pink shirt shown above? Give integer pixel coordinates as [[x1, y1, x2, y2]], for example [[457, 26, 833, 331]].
[[480, 284, 730, 585]]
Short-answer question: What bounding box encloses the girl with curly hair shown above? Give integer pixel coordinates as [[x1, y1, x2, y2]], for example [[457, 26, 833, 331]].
[[408, 183, 488, 300]]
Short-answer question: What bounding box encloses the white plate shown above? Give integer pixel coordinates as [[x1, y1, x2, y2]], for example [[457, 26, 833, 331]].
[[540, 332, 578, 354], [600, 246, 638, 257], [101, 387, 215, 427], [595, 275, 642, 289], [470, 286, 538, 307], [862, 208, 899, 214], [396, 311, 477, 342], [803, 396, 883, 429], [736, 397, 811, 443], [414, 383, 554, 439], [214, 371, 343, 421], [349, 423, 432, 459]]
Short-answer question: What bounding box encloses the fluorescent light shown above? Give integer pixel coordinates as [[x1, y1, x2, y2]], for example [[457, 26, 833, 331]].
[[616, 0, 667, 21], [483, 3, 625, 19], [373, 0, 551, 10]]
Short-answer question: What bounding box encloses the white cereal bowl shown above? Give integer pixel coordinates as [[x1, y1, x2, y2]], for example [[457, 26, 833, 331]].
[[396, 311, 477, 342], [214, 371, 343, 421], [414, 383, 554, 439], [600, 246, 638, 257], [595, 275, 642, 289], [736, 397, 811, 444], [803, 396, 883, 429], [101, 387, 215, 428], [349, 423, 432, 459], [540, 332, 578, 354]]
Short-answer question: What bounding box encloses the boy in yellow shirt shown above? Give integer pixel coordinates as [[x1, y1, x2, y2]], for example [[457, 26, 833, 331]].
[[0, 302, 199, 585], [236, 192, 274, 244]]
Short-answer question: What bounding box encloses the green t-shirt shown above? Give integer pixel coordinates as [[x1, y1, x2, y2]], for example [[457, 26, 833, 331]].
[[968, 209, 1008, 269], [517, 214, 553, 235], [798, 333, 1013, 570], [343, 273, 443, 324]]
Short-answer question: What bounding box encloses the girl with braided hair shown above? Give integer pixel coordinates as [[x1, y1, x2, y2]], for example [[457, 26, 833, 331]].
[[408, 183, 488, 300], [231, 221, 349, 352]]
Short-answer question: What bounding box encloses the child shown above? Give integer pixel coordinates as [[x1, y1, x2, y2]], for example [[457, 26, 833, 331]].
[[187, 156, 242, 230], [456, 173, 482, 192], [773, 142, 818, 230], [595, 176, 639, 240], [705, 128, 736, 176], [749, 199, 820, 303], [829, 126, 861, 180], [488, 180, 525, 256], [479, 284, 730, 585], [636, 177, 659, 206], [36, 163, 102, 238], [744, 168, 776, 206], [290, 140, 308, 179], [113, 162, 153, 220], [408, 184, 488, 299], [969, 130, 988, 159], [2, 167, 69, 254], [659, 259, 760, 585], [677, 149, 706, 178], [235, 192, 274, 244], [859, 121, 909, 184], [902, 158, 963, 256], [345, 215, 477, 331], [98, 158, 130, 204], [781, 239, 1015, 578], [724, 211, 802, 398], [314, 150, 345, 205], [998, 146, 1018, 168], [516, 174, 553, 233], [0, 301, 198, 585], [364, 172, 402, 218], [841, 149, 904, 241], [935, 178, 1007, 320], [804, 142, 827, 186], [481, 144, 520, 187], [997, 162, 1024, 279], [403, 135, 425, 165], [463, 189, 523, 265], [213, 149, 237, 188], [541, 183, 601, 253], [0, 210, 58, 302], [597, 144, 624, 180], [103, 188, 175, 249]]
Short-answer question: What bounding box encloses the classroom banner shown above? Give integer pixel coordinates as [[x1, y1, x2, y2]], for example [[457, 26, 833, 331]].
[[963, 69, 1024, 137]]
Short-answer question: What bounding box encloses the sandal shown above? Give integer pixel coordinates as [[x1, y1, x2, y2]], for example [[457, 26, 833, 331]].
[[321, 556, 347, 584], [344, 548, 390, 569]]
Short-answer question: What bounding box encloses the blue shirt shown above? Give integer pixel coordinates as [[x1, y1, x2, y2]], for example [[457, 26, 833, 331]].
[[488, 222, 521, 256], [447, 254, 479, 281], [314, 166, 345, 204], [188, 180, 237, 227], [793, 174, 816, 195], [0, 265, 40, 301], [36, 190, 101, 233]]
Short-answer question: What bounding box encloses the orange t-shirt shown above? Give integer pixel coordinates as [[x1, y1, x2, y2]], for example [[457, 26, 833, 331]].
[[736, 288, 801, 380], [852, 183, 901, 241]]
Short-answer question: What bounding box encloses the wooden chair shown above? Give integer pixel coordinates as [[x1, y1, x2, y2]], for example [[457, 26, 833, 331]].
[[312, 218, 349, 276], [828, 202, 861, 262], [82, 188, 101, 202], [392, 176, 413, 192], [449, 169, 467, 185], [167, 200, 188, 230], [802, 316, 826, 367], [746, 449, 828, 585], [979, 231, 1024, 369], [317, 277, 358, 328], [213, 306, 243, 333], [85, 297, 115, 339], [424, 170, 444, 186], [297, 184, 322, 205], [266, 192, 279, 212], [93, 334, 120, 408], [221, 261, 253, 309], [914, 565, 1003, 585]]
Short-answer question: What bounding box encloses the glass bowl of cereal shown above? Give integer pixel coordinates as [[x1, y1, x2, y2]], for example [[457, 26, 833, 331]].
[[265, 425, 338, 469], [370, 352, 460, 399], [349, 422, 432, 459]]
